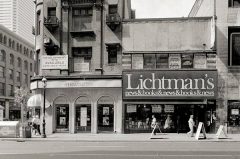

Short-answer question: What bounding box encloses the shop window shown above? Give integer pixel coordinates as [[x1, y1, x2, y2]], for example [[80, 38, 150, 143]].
[[181, 54, 193, 68], [144, 54, 156, 69], [228, 100, 240, 127], [0, 83, 5, 96], [0, 66, 5, 78], [194, 53, 206, 69], [108, 46, 118, 64], [0, 101, 5, 118], [169, 54, 181, 69], [229, 0, 240, 7], [9, 69, 13, 80], [109, 5, 118, 14], [156, 54, 168, 68], [0, 50, 6, 62]]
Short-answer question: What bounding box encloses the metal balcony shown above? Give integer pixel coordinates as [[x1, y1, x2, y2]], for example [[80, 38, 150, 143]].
[[44, 16, 59, 29], [106, 13, 121, 30]]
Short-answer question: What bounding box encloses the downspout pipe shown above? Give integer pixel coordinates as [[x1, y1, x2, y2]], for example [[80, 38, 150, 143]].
[[100, 0, 104, 75]]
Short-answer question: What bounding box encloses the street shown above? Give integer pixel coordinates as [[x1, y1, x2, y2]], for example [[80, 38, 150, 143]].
[[0, 140, 240, 159]]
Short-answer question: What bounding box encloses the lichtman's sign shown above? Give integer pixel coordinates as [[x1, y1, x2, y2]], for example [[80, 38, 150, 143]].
[[123, 70, 217, 99]]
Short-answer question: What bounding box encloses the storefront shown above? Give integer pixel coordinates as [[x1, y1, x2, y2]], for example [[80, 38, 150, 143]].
[[30, 77, 123, 134], [122, 70, 218, 133]]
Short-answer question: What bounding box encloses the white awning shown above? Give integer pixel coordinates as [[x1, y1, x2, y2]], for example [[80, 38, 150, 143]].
[[27, 94, 42, 107]]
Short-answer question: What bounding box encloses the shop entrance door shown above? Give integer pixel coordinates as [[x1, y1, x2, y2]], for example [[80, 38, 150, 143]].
[[75, 105, 91, 133], [56, 105, 69, 132], [176, 105, 194, 133], [98, 104, 114, 132]]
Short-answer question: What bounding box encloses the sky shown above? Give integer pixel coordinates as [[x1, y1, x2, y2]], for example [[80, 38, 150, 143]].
[[131, 0, 196, 18]]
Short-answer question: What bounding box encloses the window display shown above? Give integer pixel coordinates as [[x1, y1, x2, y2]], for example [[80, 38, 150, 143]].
[[228, 100, 240, 127]]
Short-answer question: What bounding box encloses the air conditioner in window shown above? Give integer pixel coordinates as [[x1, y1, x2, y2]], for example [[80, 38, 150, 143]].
[[43, 37, 51, 44]]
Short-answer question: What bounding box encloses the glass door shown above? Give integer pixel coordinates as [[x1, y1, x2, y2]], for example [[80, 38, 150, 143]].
[[56, 104, 69, 132], [75, 105, 91, 133], [98, 104, 114, 132]]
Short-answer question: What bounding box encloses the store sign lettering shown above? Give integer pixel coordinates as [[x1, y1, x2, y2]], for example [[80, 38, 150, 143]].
[[123, 70, 217, 99]]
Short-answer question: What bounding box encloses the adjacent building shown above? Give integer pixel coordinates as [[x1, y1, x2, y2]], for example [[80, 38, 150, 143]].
[[0, 0, 35, 43], [0, 24, 34, 121], [189, 0, 240, 134]]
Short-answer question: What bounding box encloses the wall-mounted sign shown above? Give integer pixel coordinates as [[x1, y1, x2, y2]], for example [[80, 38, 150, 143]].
[[194, 53, 207, 69], [74, 62, 89, 72], [207, 54, 216, 69], [181, 54, 193, 68], [132, 54, 143, 69], [164, 105, 174, 113], [127, 105, 137, 113], [123, 70, 217, 99], [41, 55, 68, 70], [169, 54, 181, 69], [80, 107, 87, 127], [152, 105, 162, 113]]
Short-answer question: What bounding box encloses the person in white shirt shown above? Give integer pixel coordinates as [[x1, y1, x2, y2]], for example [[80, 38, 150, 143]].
[[33, 115, 41, 135], [187, 115, 195, 137]]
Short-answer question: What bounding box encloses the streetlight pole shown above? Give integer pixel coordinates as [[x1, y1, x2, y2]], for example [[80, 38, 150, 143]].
[[42, 77, 47, 138]]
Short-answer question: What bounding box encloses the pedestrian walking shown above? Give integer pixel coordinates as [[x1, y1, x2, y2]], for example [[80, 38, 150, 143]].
[[151, 115, 159, 135], [187, 115, 195, 137]]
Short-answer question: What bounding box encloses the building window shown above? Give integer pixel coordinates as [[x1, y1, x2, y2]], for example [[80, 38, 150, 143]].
[[0, 33, 2, 43], [72, 47, 92, 59], [108, 46, 118, 64], [30, 63, 33, 72], [0, 50, 6, 62], [9, 69, 13, 80], [3, 36, 7, 45], [8, 85, 14, 97], [19, 45, 22, 53], [0, 66, 5, 78], [17, 58, 22, 67], [16, 43, 19, 51], [156, 54, 169, 68], [30, 51, 33, 59], [0, 83, 4, 96], [16, 72, 21, 82], [230, 32, 240, 66], [109, 5, 118, 14], [12, 40, 15, 49], [8, 38, 12, 47], [10, 54, 14, 65], [48, 7, 56, 16], [24, 61, 28, 70], [37, 11, 41, 35], [144, 54, 156, 69], [181, 54, 193, 68], [24, 74, 28, 84], [73, 8, 93, 16], [229, 0, 240, 7]]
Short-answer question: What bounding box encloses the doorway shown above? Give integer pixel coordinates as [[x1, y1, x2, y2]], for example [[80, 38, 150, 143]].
[[56, 104, 69, 132], [75, 105, 91, 132], [98, 104, 114, 132]]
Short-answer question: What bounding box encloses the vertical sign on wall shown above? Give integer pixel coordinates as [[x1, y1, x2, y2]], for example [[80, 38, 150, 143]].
[[80, 107, 87, 127], [194, 53, 207, 69], [132, 54, 143, 69], [207, 54, 216, 69], [169, 54, 181, 69]]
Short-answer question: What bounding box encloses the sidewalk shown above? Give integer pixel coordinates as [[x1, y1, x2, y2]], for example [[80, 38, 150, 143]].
[[1, 133, 240, 142]]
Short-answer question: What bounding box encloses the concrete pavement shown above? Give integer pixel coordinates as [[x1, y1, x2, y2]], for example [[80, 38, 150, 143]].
[[0, 133, 239, 142]]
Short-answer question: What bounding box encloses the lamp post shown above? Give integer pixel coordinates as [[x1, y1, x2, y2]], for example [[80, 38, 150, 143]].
[[42, 77, 47, 138]]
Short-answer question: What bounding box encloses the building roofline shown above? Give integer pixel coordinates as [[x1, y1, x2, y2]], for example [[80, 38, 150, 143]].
[[0, 24, 34, 48], [122, 16, 212, 23]]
